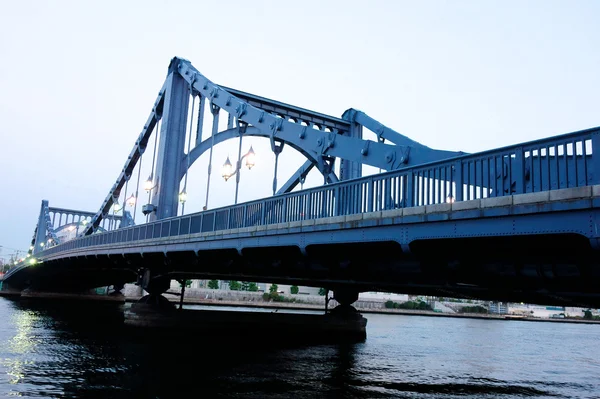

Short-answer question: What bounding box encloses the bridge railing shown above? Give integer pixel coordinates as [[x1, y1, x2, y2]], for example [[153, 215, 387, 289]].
[[40, 127, 599, 257]]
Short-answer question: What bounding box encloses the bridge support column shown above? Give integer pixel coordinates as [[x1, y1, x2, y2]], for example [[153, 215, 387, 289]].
[[137, 269, 174, 309], [149, 59, 191, 221], [333, 289, 359, 306], [33, 200, 49, 255], [340, 113, 363, 180]]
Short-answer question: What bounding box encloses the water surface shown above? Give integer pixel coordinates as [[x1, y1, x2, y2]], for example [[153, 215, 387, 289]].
[[0, 298, 598, 398]]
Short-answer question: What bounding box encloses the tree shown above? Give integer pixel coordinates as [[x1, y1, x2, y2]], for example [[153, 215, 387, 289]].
[[290, 285, 299, 295], [248, 282, 258, 292], [584, 309, 593, 319], [241, 281, 250, 291], [208, 280, 219, 289], [229, 280, 241, 291], [179, 279, 192, 288], [318, 288, 327, 296], [269, 284, 278, 294]]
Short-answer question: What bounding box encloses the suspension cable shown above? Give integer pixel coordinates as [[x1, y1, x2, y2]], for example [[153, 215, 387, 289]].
[[122, 177, 129, 227], [133, 152, 142, 223], [146, 118, 160, 223], [204, 104, 219, 211], [181, 93, 196, 215]]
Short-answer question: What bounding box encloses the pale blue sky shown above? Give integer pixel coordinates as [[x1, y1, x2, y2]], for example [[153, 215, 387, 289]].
[[1, 0, 599, 258]]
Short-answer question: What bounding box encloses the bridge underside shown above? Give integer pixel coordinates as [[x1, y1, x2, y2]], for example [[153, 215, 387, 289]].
[[7, 231, 600, 308]]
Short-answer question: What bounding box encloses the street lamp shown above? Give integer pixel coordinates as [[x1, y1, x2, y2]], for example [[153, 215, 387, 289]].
[[245, 146, 256, 169], [178, 191, 187, 204], [222, 157, 234, 181], [126, 194, 136, 207], [221, 146, 257, 204], [144, 175, 155, 192]]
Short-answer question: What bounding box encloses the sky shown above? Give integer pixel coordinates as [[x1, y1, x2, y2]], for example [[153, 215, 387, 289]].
[[0, 0, 599, 259]]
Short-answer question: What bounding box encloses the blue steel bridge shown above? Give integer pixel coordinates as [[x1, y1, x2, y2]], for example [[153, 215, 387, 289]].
[[5, 57, 600, 308]]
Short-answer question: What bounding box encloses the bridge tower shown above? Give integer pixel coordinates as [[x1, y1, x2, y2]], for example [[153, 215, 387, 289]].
[[148, 58, 191, 222], [32, 200, 50, 255]]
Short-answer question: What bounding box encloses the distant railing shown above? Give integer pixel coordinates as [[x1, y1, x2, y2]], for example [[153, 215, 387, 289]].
[[40, 127, 600, 257]]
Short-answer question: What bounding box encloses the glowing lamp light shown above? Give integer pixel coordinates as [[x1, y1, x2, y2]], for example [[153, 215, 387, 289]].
[[144, 176, 154, 192], [127, 195, 136, 207], [446, 195, 455, 204], [113, 202, 122, 213], [245, 146, 256, 169], [29, 258, 37, 265], [222, 157, 233, 181], [178, 191, 187, 204], [81, 219, 88, 226], [39, 242, 44, 247], [29, 246, 34, 250]]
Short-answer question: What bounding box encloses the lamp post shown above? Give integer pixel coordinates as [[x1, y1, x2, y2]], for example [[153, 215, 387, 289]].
[[222, 145, 256, 204], [142, 176, 158, 220]]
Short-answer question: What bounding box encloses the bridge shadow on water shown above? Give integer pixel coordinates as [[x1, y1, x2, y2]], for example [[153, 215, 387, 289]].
[[3, 298, 566, 399], [6, 299, 366, 398]]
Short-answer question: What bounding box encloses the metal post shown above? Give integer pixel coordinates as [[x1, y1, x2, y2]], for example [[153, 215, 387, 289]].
[[195, 95, 205, 146], [179, 280, 185, 310], [340, 115, 363, 180], [454, 161, 464, 201], [181, 92, 197, 216], [592, 132, 600, 185], [204, 104, 220, 211], [133, 152, 142, 222], [235, 132, 243, 205], [272, 151, 280, 196]]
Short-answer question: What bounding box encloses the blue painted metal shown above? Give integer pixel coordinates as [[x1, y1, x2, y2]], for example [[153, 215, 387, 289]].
[[81, 83, 166, 235], [31, 201, 131, 255], [276, 160, 315, 194], [342, 109, 466, 165], [150, 59, 190, 221], [31, 125, 600, 261], [178, 58, 463, 172], [80, 56, 475, 231], [13, 56, 600, 308], [183, 126, 339, 187]]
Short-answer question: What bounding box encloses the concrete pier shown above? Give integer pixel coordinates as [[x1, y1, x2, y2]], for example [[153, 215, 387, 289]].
[[125, 302, 368, 342]]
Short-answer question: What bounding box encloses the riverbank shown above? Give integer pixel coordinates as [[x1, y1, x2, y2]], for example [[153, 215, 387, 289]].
[[129, 295, 600, 325], [2, 290, 599, 325]]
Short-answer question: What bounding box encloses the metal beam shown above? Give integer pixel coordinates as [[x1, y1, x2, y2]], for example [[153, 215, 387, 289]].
[[276, 160, 315, 194], [182, 126, 339, 185], [82, 81, 167, 235], [342, 108, 467, 165], [219, 85, 350, 132], [176, 58, 444, 172]]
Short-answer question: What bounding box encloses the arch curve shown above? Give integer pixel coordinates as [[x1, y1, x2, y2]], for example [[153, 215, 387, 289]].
[[181, 126, 337, 183]]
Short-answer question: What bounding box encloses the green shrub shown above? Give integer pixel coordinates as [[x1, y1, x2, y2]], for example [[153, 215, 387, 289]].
[[460, 305, 488, 314], [207, 280, 219, 289]]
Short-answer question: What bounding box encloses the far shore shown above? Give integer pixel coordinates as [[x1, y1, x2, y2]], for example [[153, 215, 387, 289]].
[[1, 290, 598, 325], [132, 295, 600, 325]]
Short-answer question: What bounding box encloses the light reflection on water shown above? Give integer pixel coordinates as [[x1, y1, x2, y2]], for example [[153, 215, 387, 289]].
[[0, 298, 597, 398]]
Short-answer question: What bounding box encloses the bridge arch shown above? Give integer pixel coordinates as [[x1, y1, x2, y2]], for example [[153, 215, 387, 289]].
[[181, 126, 337, 184]]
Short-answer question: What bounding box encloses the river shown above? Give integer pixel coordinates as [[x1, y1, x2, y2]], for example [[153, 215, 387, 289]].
[[0, 298, 598, 398]]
